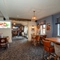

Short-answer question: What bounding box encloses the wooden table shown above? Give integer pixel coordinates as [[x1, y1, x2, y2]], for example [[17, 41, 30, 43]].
[[45, 37, 60, 44]]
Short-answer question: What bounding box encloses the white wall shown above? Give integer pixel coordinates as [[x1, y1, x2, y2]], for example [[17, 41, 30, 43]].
[[0, 21, 12, 43], [0, 17, 3, 20], [28, 21, 37, 41], [0, 29, 12, 42], [24, 26, 28, 34]]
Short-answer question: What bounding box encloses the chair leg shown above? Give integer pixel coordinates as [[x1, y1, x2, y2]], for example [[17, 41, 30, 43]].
[[49, 53, 50, 60], [59, 57, 60, 60], [57, 57, 60, 60], [47, 53, 50, 60], [54, 55, 58, 60]]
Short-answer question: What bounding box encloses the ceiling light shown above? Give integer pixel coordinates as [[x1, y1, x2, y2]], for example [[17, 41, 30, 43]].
[[32, 11, 36, 20], [13, 22, 16, 25], [13, 20, 16, 25]]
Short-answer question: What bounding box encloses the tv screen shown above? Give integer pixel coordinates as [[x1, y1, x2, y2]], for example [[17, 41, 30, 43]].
[[0, 21, 11, 28]]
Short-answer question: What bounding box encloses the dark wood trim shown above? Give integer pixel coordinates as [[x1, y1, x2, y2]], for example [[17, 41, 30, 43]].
[[9, 17, 31, 21]]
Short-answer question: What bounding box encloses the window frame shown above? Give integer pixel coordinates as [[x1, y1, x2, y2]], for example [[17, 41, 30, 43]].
[[57, 24, 60, 36], [40, 24, 46, 35]]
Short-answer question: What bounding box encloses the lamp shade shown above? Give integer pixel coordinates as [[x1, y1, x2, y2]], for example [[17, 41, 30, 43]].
[[32, 16, 36, 20], [32, 11, 36, 20]]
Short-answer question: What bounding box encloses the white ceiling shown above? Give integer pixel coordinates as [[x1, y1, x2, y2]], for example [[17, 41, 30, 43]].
[[0, 0, 60, 20], [0, 11, 3, 17]]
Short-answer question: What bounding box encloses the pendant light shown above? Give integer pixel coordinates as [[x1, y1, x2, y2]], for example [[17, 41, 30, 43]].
[[32, 11, 36, 20]]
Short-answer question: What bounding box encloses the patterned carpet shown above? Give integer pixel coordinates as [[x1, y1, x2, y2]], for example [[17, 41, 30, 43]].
[[12, 36, 27, 41], [0, 40, 54, 60]]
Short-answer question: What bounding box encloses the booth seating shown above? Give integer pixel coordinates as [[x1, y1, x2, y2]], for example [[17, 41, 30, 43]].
[[31, 35, 40, 46], [0, 37, 9, 49]]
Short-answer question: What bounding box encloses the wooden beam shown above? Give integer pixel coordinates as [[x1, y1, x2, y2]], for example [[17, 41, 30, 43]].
[[9, 17, 31, 21]]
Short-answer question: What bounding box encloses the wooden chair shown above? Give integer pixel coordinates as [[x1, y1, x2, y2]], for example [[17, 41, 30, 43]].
[[42, 39, 54, 60], [0, 37, 8, 49], [40, 35, 47, 40], [35, 35, 40, 45], [40, 35, 47, 45], [31, 35, 40, 46]]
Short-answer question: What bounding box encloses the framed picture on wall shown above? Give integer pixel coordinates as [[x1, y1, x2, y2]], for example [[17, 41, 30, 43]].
[[31, 25, 35, 31], [46, 23, 50, 30], [37, 24, 40, 29]]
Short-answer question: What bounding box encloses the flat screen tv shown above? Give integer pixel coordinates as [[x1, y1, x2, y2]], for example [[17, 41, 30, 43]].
[[0, 21, 11, 28]]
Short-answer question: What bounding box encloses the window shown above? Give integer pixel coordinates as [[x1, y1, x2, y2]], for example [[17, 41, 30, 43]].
[[57, 24, 60, 36], [40, 24, 46, 35]]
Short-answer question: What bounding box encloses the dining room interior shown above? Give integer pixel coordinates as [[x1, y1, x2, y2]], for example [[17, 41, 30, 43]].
[[0, 0, 60, 60]]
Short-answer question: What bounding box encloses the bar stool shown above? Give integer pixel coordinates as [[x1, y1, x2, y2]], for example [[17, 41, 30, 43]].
[[54, 44, 60, 60]]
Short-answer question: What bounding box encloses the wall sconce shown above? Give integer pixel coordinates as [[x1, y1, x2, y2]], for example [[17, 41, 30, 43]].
[[12, 20, 16, 25], [32, 25, 34, 28], [13, 22, 16, 25], [31, 25, 35, 31]]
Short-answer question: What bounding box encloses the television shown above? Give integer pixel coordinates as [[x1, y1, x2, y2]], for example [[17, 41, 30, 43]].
[[0, 21, 11, 28]]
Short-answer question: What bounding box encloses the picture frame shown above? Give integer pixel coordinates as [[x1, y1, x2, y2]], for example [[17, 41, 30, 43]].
[[46, 23, 50, 30], [37, 24, 40, 29]]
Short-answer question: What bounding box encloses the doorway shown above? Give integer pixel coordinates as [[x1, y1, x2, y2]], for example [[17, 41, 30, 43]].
[[12, 23, 28, 42]]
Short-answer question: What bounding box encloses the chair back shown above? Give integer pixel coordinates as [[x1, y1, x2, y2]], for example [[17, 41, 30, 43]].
[[42, 39, 54, 52], [40, 35, 47, 40], [43, 39, 51, 47], [0, 38, 7, 43], [0, 37, 8, 48], [35, 35, 40, 41]]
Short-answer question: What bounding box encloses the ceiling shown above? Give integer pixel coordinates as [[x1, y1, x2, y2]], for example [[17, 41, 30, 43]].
[[0, 0, 60, 20], [0, 11, 3, 17]]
